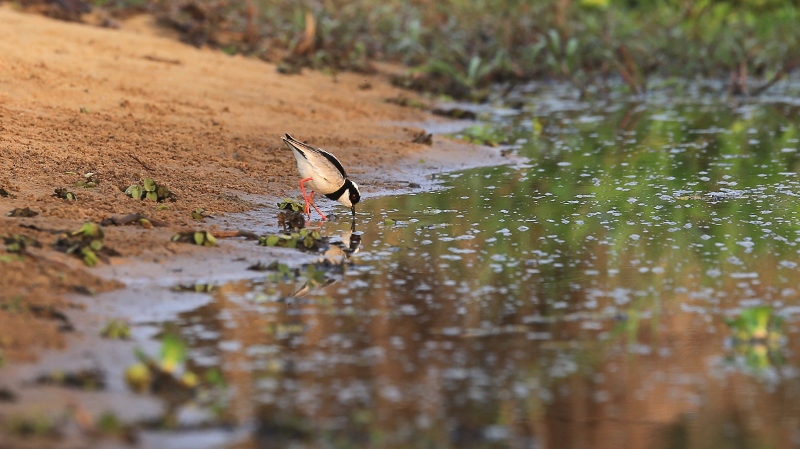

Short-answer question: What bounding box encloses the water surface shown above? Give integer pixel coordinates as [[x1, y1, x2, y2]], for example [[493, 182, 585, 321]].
[[166, 92, 800, 449]]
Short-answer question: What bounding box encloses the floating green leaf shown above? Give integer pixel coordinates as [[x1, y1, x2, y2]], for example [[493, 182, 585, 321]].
[[262, 235, 280, 246], [159, 334, 187, 374], [191, 208, 206, 221], [71, 222, 104, 238], [100, 320, 131, 340], [172, 231, 217, 247], [258, 229, 326, 252], [124, 362, 151, 393], [173, 283, 215, 293]]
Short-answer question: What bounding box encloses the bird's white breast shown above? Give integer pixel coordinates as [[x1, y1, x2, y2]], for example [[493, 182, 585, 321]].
[[291, 149, 344, 194]]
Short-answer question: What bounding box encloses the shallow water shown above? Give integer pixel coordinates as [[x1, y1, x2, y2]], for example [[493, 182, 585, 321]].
[[157, 93, 800, 448]]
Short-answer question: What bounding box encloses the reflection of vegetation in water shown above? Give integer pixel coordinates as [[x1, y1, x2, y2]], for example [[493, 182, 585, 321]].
[[124, 333, 229, 429], [725, 306, 786, 374], [157, 99, 800, 448]]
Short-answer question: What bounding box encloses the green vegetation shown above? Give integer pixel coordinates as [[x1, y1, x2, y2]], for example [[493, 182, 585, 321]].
[[78, 0, 800, 98], [54, 222, 112, 266], [258, 228, 324, 251], [726, 306, 786, 372], [171, 230, 217, 246], [125, 178, 173, 202], [100, 319, 132, 339]]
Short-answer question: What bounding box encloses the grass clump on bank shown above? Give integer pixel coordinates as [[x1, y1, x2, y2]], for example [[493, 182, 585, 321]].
[[14, 0, 800, 98]]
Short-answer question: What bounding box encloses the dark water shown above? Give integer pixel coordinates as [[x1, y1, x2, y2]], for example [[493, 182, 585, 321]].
[[168, 93, 800, 448]]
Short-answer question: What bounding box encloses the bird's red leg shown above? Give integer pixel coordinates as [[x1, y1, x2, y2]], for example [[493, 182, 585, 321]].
[[299, 178, 313, 218], [307, 191, 328, 221]]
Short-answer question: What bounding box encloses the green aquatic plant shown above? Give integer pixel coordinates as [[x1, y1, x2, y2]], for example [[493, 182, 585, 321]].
[[172, 283, 216, 293], [258, 228, 324, 251], [453, 124, 506, 147], [125, 178, 173, 202], [171, 231, 217, 247], [278, 197, 305, 212], [100, 319, 131, 340], [54, 222, 114, 267], [191, 208, 207, 221]]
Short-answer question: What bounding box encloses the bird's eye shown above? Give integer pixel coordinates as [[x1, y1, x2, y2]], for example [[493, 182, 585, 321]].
[[350, 191, 360, 204]]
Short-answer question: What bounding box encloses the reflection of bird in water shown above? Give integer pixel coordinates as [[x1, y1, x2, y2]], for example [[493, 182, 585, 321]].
[[320, 222, 361, 263], [292, 220, 362, 298]]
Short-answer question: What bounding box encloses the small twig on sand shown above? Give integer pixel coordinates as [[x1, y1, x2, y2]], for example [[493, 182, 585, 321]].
[[204, 230, 260, 240], [129, 154, 154, 172]]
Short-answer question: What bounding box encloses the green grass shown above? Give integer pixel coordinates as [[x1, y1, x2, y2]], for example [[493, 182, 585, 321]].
[[25, 0, 800, 98]]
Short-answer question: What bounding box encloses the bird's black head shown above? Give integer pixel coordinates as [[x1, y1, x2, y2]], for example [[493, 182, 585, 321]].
[[348, 182, 361, 216], [349, 186, 361, 207]]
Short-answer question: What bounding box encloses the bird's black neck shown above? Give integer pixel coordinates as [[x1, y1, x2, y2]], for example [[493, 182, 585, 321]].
[[325, 179, 352, 201]]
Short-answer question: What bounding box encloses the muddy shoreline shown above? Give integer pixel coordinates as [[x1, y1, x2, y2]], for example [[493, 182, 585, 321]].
[[0, 6, 507, 442], [0, 7, 507, 444], [0, 6, 505, 363]]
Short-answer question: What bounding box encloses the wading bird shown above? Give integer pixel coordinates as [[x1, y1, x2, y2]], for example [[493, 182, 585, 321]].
[[282, 134, 360, 221]]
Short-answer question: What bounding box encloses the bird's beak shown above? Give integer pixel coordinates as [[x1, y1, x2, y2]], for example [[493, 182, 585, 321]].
[[351, 205, 356, 216]]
